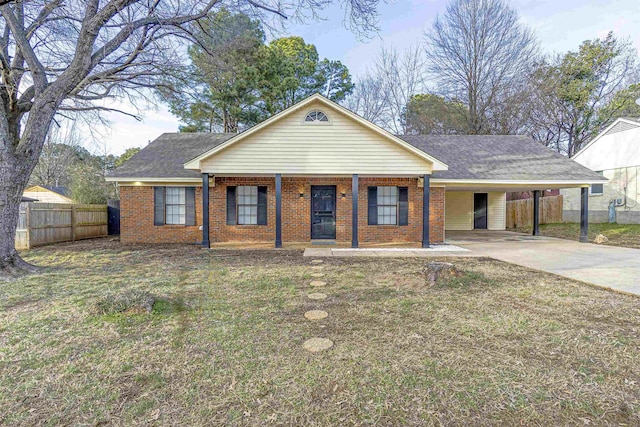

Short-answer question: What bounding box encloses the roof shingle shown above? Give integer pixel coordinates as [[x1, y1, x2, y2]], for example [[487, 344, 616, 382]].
[[399, 134, 605, 181], [108, 132, 605, 183]]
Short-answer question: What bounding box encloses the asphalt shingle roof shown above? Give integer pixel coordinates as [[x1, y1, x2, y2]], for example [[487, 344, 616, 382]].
[[399, 135, 605, 181], [108, 132, 605, 183], [108, 133, 234, 179]]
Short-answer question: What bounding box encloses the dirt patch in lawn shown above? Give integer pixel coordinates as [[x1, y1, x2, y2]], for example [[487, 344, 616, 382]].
[[1, 238, 639, 426]]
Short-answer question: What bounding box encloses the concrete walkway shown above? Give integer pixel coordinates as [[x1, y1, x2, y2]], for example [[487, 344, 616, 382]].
[[447, 231, 640, 297]]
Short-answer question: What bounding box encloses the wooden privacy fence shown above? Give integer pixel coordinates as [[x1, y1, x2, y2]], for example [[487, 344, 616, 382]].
[[506, 195, 563, 229], [16, 203, 108, 250]]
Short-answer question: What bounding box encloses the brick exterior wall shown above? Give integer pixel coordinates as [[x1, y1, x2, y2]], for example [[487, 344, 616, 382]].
[[119, 177, 445, 245]]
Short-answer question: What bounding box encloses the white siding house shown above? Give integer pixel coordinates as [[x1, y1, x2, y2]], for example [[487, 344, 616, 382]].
[[562, 118, 640, 223]]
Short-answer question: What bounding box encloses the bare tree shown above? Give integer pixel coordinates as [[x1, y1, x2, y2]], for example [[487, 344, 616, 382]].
[[30, 123, 85, 188], [374, 45, 427, 134], [0, 0, 380, 274], [344, 73, 390, 126], [424, 0, 538, 134], [345, 45, 427, 134]]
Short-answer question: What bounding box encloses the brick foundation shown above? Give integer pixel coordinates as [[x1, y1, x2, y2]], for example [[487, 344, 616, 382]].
[[120, 177, 445, 245]]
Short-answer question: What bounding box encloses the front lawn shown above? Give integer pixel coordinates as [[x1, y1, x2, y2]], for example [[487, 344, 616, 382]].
[[1, 240, 639, 425], [512, 222, 640, 249]]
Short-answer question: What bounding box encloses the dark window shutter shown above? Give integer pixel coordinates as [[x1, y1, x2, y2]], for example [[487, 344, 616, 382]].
[[257, 186, 267, 225], [367, 187, 378, 225], [226, 186, 237, 225], [398, 187, 408, 226], [185, 187, 196, 226], [154, 186, 165, 226]]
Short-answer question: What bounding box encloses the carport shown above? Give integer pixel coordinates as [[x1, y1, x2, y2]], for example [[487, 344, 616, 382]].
[[441, 183, 593, 243]]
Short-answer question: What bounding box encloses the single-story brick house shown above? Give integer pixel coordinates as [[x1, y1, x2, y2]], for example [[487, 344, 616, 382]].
[[106, 94, 605, 247]]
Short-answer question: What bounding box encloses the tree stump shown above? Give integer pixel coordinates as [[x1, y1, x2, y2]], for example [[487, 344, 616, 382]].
[[423, 262, 462, 286]]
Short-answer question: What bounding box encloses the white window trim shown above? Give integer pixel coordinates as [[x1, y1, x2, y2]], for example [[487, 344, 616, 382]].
[[302, 110, 331, 125], [376, 186, 399, 225], [237, 185, 259, 225], [165, 187, 186, 225]]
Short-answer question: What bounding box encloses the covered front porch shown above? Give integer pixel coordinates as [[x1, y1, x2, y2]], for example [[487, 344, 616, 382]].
[[199, 174, 440, 249]]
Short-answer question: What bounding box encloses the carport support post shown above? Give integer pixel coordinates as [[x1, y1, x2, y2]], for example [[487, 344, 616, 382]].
[[202, 173, 210, 248], [580, 187, 589, 243], [275, 173, 282, 248], [422, 174, 430, 248], [532, 190, 540, 236], [352, 174, 358, 248]]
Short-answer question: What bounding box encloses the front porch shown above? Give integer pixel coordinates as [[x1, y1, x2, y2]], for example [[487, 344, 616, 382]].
[[200, 174, 441, 249]]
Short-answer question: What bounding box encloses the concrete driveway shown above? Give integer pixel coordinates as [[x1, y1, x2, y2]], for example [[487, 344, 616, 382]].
[[447, 231, 640, 296]]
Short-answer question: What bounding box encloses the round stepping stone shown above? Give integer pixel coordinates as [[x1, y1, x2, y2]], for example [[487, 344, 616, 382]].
[[311, 265, 325, 271], [307, 293, 327, 300], [310, 273, 325, 278], [304, 310, 328, 320], [310, 280, 326, 287], [311, 259, 324, 264], [303, 338, 334, 353]]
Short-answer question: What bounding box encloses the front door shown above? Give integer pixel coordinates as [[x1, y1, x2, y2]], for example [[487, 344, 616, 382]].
[[311, 186, 336, 239], [474, 193, 488, 229]]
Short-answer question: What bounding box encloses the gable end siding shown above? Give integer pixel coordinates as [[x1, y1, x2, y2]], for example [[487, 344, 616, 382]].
[[198, 101, 434, 175]]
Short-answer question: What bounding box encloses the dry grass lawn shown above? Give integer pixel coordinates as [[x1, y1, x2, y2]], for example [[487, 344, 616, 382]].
[[1, 239, 639, 426], [512, 222, 640, 249]]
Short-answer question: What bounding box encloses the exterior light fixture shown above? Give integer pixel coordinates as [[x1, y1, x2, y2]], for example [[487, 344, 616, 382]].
[[299, 191, 304, 198], [341, 191, 346, 199]]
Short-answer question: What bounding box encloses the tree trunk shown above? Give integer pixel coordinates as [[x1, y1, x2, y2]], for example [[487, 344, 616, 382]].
[[0, 151, 40, 275]]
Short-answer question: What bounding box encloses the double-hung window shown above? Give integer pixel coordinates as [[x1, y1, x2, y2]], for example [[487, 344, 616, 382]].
[[153, 186, 196, 226], [237, 186, 258, 225], [368, 186, 409, 226], [226, 185, 268, 225], [165, 187, 186, 225]]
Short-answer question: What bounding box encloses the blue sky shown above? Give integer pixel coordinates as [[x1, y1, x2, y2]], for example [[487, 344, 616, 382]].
[[95, 0, 640, 155]]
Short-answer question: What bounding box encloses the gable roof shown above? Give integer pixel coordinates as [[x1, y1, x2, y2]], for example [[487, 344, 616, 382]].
[[400, 135, 606, 183], [107, 133, 234, 180], [183, 93, 448, 172], [573, 117, 640, 160], [42, 186, 70, 197]]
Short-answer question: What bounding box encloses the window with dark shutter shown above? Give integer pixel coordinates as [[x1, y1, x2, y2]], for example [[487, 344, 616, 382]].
[[257, 186, 267, 225], [368, 186, 405, 225], [154, 186, 165, 226], [185, 187, 196, 226], [398, 187, 408, 226], [226, 186, 237, 225], [368, 187, 378, 225]]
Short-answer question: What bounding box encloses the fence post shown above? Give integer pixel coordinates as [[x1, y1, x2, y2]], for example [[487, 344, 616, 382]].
[[25, 204, 31, 250], [71, 204, 76, 242]]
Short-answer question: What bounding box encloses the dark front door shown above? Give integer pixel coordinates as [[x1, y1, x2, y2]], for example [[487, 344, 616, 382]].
[[311, 186, 336, 239], [474, 193, 488, 229]]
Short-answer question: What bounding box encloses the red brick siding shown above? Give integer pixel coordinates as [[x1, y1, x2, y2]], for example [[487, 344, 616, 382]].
[[119, 177, 445, 245], [120, 185, 202, 244]]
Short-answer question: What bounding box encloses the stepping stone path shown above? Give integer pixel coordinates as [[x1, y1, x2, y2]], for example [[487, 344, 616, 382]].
[[303, 338, 333, 353], [310, 280, 326, 287], [304, 310, 328, 320], [303, 260, 333, 353]]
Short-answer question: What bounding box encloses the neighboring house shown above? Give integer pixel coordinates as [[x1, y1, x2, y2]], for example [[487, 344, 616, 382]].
[[562, 118, 640, 224], [23, 185, 75, 204], [106, 94, 604, 247]]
